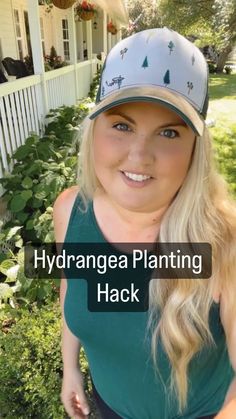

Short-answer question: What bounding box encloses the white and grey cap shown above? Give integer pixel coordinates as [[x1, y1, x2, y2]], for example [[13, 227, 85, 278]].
[[89, 27, 209, 136]]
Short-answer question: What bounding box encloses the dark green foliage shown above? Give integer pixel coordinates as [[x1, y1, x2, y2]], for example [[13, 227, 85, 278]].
[[212, 125, 236, 198], [224, 65, 233, 75], [0, 302, 64, 418], [0, 103, 90, 244], [88, 67, 101, 101], [208, 61, 217, 73], [0, 302, 98, 418], [0, 102, 91, 308]]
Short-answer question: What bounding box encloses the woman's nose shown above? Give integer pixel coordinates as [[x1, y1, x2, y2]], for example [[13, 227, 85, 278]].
[[127, 135, 155, 165]]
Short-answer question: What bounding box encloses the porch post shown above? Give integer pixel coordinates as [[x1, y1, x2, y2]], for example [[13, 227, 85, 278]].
[[102, 11, 108, 55], [67, 6, 79, 102], [86, 21, 92, 60], [77, 21, 84, 61], [26, 0, 49, 117], [107, 15, 112, 52]]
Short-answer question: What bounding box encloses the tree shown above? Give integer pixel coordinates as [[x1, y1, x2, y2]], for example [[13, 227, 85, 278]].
[[163, 70, 170, 86], [122, 0, 162, 38], [158, 0, 236, 72], [142, 56, 149, 69]]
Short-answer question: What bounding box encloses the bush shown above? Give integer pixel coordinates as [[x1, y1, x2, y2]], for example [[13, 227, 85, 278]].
[[0, 302, 97, 418], [0, 302, 64, 418], [224, 65, 233, 75], [208, 61, 217, 73]]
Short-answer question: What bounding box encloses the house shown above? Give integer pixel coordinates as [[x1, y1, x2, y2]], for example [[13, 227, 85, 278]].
[[0, 0, 128, 183]]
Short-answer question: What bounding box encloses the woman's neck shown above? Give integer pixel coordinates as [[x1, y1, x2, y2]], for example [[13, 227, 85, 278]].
[[93, 191, 169, 242]]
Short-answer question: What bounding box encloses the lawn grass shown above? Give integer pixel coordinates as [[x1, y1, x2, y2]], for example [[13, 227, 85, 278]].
[[208, 73, 236, 197], [209, 73, 236, 100]]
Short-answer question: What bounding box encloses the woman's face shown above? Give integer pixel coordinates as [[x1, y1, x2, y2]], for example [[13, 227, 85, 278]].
[[93, 101, 196, 213]]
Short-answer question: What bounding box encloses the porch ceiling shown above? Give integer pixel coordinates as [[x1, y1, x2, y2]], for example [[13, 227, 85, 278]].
[[91, 0, 129, 25]]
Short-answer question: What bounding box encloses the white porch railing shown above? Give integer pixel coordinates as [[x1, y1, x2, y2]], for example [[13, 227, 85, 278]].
[[0, 75, 43, 178], [0, 58, 99, 184]]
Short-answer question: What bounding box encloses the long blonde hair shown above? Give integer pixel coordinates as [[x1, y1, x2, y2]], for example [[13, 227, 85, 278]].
[[78, 113, 236, 412]]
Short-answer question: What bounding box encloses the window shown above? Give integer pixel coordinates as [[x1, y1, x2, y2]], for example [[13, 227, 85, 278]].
[[14, 9, 24, 60], [62, 19, 70, 61], [40, 18, 45, 56]]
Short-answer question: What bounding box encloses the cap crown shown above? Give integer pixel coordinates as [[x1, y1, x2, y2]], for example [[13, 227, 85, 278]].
[[97, 28, 208, 117]]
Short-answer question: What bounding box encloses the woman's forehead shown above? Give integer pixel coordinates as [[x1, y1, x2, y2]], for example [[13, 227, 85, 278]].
[[103, 101, 188, 125]]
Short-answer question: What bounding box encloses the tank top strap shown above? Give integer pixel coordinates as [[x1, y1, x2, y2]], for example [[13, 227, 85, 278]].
[[64, 191, 104, 243]]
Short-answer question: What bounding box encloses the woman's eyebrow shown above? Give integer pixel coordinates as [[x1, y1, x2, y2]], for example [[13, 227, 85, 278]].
[[106, 110, 135, 124], [158, 121, 188, 129]]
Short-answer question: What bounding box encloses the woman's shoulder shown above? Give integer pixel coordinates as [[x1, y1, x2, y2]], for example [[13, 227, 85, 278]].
[[53, 185, 80, 242]]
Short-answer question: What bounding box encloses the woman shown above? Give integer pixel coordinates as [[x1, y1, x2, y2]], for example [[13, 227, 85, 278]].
[[53, 28, 236, 419]]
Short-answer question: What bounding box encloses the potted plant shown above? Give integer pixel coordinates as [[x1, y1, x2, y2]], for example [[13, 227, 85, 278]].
[[44, 46, 68, 71], [107, 21, 118, 35], [52, 0, 76, 8], [75, 1, 96, 21], [38, 0, 76, 10]]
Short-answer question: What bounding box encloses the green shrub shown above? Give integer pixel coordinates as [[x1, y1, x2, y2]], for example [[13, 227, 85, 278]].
[[211, 124, 236, 197], [0, 302, 97, 418], [208, 61, 217, 73], [224, 65, 233, 75]]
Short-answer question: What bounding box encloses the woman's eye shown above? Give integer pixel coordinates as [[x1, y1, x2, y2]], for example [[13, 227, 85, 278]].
[[160, 129, 179, 139], [113, 123, 131, 132]]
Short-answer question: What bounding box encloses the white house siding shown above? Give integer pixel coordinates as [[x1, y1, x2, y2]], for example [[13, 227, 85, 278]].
[[0, 0, 18, 62], [39, 7, 54, 57], [45, 6, 71, 59], [91, 9, 105, 55]]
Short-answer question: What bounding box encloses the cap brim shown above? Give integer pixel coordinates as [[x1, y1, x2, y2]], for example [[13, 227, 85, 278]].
[[89, 86, 205, 136]]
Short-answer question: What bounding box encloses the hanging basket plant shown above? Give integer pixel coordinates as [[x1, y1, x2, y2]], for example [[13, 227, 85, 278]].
[[107, 21, 118, 35], [75, 1, 96, 21], [51, 0, 76, 8]]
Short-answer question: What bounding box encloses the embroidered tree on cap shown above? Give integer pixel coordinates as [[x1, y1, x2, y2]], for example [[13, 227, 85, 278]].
[[163, 70, 170, 86], [142, 56, 149, 69], [187, 81, 193, 94], [168, 41, 175, 54], [120, 48, 128, 59]]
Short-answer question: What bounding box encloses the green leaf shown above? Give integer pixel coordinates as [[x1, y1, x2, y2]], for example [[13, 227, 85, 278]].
[[17, 212, 29, 223], [44, 231, 54, 242], [13, 144, 33, 160], [10, 195, 26, 212], [6, 226, 22, 240], [15, 238, 23, 248], [26, 219, 34, 230], [21, 190, 33, 201], [22, 177, 33, 189], [31, 198, 42, 209], [35, 191, 47, 200], [0, 283, 13, 299], [0, 259, 16, 275], [6, 264, 20, 282], [25, 135, 39, 146], [17, 248, 25, 265]]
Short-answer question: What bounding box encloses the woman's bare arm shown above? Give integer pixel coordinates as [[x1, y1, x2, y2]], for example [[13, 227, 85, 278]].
[[53, 186, 90, 417]]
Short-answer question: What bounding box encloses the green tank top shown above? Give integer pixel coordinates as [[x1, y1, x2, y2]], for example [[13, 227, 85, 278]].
[[63, 192, 234, 419]]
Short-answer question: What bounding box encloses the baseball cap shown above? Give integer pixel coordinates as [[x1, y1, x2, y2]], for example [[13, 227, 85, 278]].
[[89, 27, 209, 136]]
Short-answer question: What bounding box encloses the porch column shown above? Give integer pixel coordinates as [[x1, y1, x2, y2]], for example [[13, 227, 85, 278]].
[[102, 11, 108, 55], [26, 0, 48, 116], [67, 6, 79, 101], [117, 23, 122, 42], [86, 21, 92, 60], [77, 21, 84, 61]]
